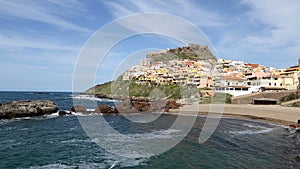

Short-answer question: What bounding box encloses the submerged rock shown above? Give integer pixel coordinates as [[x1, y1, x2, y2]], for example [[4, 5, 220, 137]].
[[0, 100, 58, 119]]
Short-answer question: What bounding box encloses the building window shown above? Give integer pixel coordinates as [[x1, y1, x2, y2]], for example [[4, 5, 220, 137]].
[[280, 83, 283, 86], [274, 83, 276, 86], [269, 83, 271, 86]]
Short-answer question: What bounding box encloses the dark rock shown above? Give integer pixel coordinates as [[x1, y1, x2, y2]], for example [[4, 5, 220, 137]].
[[289, 124, 298, 129], [59, 110, 71, 116], [115, 98, 138, 113], [131, 101, 151, 112], [296, 129, 300, 134], [140, 102, 151, 112], [95, 94, 113, 99], [165, 99, 181, 111], [0, 100, 58, 119], [150, 100, 166, 112], [295, 155, 300, 162], [95, 104, 118, 114], [70, 105, 86, 113], [115, 98, 180, 113]]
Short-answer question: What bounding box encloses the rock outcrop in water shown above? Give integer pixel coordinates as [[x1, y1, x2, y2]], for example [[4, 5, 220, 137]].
[[0, 100, 58, 119], [95, 104, 119, 114], [70, 105, 87, 113]]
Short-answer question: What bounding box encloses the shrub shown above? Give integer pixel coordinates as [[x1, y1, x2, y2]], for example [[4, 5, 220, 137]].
[[280, 93, 297, 102]]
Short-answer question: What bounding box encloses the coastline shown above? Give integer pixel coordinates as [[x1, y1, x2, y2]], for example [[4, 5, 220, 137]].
[[168, 104, 300, 126]]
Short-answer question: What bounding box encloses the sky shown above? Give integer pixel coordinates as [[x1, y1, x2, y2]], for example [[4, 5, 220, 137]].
[[0, 0, 299, 91]]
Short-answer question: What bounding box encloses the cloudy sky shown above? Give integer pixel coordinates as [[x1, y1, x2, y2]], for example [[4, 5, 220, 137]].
[[0, 0, 299, 91]]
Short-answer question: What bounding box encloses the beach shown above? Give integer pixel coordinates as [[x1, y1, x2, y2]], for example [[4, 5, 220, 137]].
[[169, 104, 300, 126]]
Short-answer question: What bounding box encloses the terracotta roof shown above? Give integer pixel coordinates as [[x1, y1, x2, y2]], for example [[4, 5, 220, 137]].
[[223, 76, 244, 80], [245, 63, 259, 68], [216, 86, 250, 89]]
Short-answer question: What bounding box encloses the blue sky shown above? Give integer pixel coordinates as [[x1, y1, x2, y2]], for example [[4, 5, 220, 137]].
[[0, 0, 299, 91]]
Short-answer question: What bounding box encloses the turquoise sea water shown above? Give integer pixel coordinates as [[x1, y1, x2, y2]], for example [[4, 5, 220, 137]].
[[0, 92, 299, 169]]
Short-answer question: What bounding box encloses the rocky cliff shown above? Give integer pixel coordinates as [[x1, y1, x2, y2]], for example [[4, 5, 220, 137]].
[[147, 43, 216, 62]]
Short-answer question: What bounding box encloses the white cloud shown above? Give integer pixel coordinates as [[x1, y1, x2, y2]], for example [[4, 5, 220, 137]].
[[242, 0, 300, 47], [48, 0, 87, 12], [102, 0, 225, 27], [0, 35, 80, 52], [0, 0, 93, 34], [215, 0, 300, 68]]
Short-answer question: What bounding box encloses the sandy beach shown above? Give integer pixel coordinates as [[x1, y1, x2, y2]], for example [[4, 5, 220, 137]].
[[169, 104, 300, 126]]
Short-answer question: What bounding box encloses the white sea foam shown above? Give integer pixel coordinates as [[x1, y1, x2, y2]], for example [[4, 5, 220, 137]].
[[71, 94, 103, 102], [72, 111, 99, 116], [19, 164, 79, 169], [60, 138, 93, 144], [88, 128, 183, 158], [229, 123, 275, 135], [19, 157, 147, 169], [229, 128, 274, 135], [46, 112, 60, 118], [101, 129, 181, 142], [71, 94, 120, 103]]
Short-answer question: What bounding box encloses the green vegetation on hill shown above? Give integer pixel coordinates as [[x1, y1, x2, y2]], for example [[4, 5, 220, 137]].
[[280, 93, 298, 102], [86, 77, 233, 103], [201, 93, 232, 104], [85, 76, 184, 99]]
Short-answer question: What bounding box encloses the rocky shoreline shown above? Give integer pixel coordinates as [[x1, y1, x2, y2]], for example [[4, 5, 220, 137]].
[[0, 97, 181, 119]]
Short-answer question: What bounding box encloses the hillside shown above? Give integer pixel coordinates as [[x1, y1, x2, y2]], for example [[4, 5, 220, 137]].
[[146, 43, 216, 62], [85, 76, 183, 99], [85, 44, 217, 99]]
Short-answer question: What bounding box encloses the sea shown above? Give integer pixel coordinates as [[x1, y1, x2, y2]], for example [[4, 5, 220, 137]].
[[0, 91, 299, 169]]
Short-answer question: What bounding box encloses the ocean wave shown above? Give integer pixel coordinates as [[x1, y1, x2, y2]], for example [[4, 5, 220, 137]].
[[0, 112, 61, 124], [18, 157, 147, 169], [101, 128, 181, 141], [229, 128, 274, 135], [71, 94, 120, 103], [71, 94, 103, 102], [60, 138, 93, 144], [229, 123, 275, 135], [19, 163, 81, 169]]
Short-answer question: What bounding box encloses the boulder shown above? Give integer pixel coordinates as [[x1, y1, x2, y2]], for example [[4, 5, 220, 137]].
[[150, 100, 166, 112], [70, 105, 86, 113], [140, 101, 151, 112], [95, 104, 118, 114], [115, 98, 138, 113], [289, 124, 300, 129], [0, 100, 58, 119], [289, 124, 297, 129], [295, 155, 300, 162], [59, 110, 72, 116], [165, 100, 181, 112]]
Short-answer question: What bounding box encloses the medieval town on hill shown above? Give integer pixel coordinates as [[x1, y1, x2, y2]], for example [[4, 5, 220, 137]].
[[123, 44, 300, 97]]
